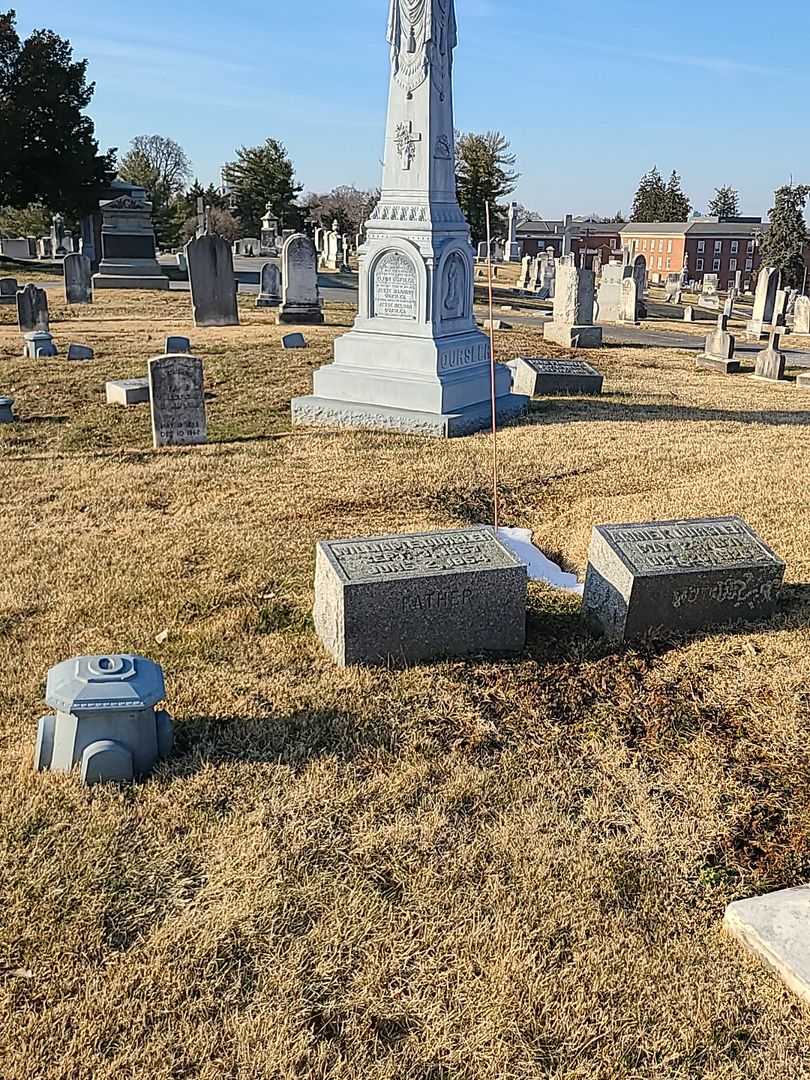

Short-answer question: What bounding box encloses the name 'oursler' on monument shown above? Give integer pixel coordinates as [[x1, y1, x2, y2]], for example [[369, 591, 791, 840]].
[[292, 0, 527, 438]]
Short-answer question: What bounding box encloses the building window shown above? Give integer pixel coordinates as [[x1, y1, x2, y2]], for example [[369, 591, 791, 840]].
[[698, 240, 705, 252], [731, 241, 739, 254], [714, 240, 722, 252], [667, 240, 673, 253], [746, 258, 753, 271], [696, 258, 704, 271], [747, 240, 754, 252], [713, 258, 721, 272], [659, 239, 664, 252], [666, 257, 672, 269], [729, 258, 737, 271]]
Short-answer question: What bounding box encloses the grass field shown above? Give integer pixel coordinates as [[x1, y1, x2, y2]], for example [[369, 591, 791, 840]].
[[1, 286, 810, 1079]]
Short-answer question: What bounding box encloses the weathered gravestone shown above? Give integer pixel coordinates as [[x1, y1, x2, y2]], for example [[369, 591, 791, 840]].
[[748, 267, 780, 339], [697, 314, 738, 374], [664, 273, 682, 303], [148, 354, 207, 447], [165, 335, 191, 354], [544, 256, 602, 348], [256, 262, 282, 308], [725, 886, 810, 1006], [684, 305, 695, 322], [92, 195, 168, 290], [63, 253, 93, 304], [797, 372, 810, 391], [0, 396, 14, 423], [106, 378, 150, 406], [754, 329, 787, 382], [17, 284, 49, 333], [582, 516, 785, 644], [0, 278, 17, 305], [516, 255, 532, 291], [67, 344, 94, 361], [699, 274, 720, 309], [313, 528, 527, 666], [510, 357, 604, 397], [321, 231, 340, 271], [277, 234, 323, 325], [186, 233, 239, 328], [34, 654, 173, 786], [620, 277, 639, 324], [282, 333, 307, 349], [595, 263, 624, 323]]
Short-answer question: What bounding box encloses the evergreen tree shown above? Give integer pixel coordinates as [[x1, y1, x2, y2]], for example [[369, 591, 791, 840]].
[[630, 167, 666, 222], [455, 130, 519, 244], [0, 10, 114, 215], [222, 139, 302, 237], [708, 185, 740, 218], [662, 171, 691, 221], [758, 182, 810, 287]]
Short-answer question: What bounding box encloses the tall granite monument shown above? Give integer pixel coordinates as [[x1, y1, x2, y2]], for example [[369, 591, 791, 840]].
[[292, 0, 526, 437]]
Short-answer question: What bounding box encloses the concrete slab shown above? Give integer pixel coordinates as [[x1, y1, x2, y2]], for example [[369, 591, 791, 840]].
[[725, 886, 810, 1004]]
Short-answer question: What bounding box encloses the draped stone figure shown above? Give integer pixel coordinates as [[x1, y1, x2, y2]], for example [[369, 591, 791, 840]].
[[387, 0, 457, 94]]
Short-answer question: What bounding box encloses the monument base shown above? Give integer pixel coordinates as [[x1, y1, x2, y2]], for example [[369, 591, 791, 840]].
[[277, 303, 324, 325], [93, 274, 169, 291], [256, 298, 280, 309], [543, 323, 603, 348], [291, 393, 528, 439], [696, 356, 740, 374]]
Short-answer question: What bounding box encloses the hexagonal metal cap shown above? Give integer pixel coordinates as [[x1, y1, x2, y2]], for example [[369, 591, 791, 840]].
[[44, 655, 166, 713]]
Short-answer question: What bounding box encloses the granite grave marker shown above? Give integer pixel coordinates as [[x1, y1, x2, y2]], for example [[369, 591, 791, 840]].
[[148, 354, 207, 447]]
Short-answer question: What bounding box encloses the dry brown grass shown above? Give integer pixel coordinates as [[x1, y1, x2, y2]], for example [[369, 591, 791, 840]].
[[1, 287, 810, 1079]]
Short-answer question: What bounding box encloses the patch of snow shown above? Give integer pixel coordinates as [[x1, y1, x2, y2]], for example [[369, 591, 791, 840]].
[[480, 525, 584, 596]]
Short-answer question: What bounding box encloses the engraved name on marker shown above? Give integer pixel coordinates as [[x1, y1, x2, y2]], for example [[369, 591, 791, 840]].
[[373, 251, 418, 319], [328, 529, 514, 581], [603, 519, 777, 574]]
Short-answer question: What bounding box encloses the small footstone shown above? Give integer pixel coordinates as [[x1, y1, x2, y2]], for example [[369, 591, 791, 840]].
[[282, 333, 307, 349], [696, 356, 740, 374], [684, 306, 694, 322], [165, 336, 191, 354], [0, 396, 15, 423], [510, 357, 604, 397], [106, 378, 150, 406], [725, 886, 810, 1005], [67, 344, 94, 361], [0, 277, 18, 305], [482, 319, 511, 331], [314, 527, 527, 666], [582, 515, 785, 644], [797, 372, 810, 391]]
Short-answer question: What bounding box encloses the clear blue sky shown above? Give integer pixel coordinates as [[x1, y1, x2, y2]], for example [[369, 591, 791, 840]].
[[17, 0, 810, 218]]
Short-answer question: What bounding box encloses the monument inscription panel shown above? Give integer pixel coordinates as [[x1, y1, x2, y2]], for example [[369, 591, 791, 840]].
[[148, 354, 207, 447], [583, 516, 785, 643], [373, 251, 418, 319], [314, 528, 526, 665]]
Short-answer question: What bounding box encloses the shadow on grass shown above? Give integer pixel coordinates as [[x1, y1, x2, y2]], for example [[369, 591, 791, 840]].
[[524, 397, 810, 427], [172, 705, 399, 771]]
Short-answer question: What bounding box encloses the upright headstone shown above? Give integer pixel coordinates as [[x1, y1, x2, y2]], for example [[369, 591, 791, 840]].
[[754, 329, 787, 382], [516, 255, 531, 291], [596, 263, 624, 323], [277, 234, 323, 324], [0, 278, 17, 305], [256, 262, 282, 308], [148, 354, 207, 448], [186, 233, 240, 327], [50, 213, 67, 256], [63, 253, 93, 305], [632, 255, 647, 318], [723, 291, 736, 318], [699, 273, 720, 309], [321, 231, 339, 271], [620, 277, 639, 324], [291, 0, 526, 437], [17, 284, 49, 333], [92, 195, 168, 290], [261, 205, 279, 254], [793, 295, 810, 335], [528, 254, 546, 296], [664, 273, 682, 303], [544, 256, 602, 347], [697, 313, 738, 374], [0, 396, 14, 423], [748, 267, 780, 339], [506, 202, 520, 261]]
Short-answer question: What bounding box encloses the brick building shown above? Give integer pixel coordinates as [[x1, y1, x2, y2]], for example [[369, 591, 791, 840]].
[[619, 218, 765, 290], [517, 215, 623, 265]]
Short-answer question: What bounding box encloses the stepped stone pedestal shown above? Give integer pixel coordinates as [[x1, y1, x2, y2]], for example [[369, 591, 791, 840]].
[[92, 196, 168, 291], [291, 0, 526, 438]]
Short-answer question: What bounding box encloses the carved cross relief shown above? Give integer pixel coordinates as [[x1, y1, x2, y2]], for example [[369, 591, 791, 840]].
[[394, 121, 422, 170]]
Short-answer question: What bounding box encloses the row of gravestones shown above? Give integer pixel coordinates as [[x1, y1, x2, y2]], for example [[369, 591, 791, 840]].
[[185, 232, 323, 328], [515, 253, 649, 329], [34, 511, 787, 785], [6, 280, 94, 362]]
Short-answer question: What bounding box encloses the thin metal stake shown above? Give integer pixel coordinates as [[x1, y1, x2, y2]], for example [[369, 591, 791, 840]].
[[485, 201, 500, 534]]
